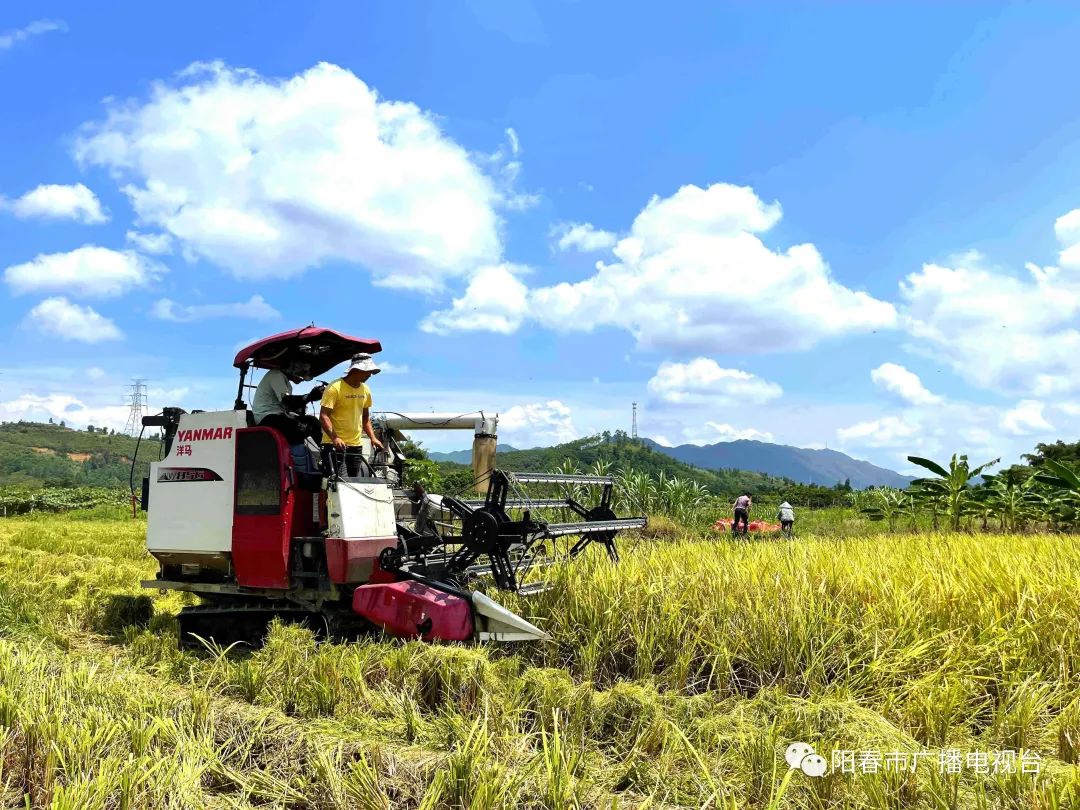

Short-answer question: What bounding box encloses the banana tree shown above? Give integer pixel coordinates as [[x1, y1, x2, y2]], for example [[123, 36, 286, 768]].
[[1035, 459, 1080, 528], [846, 489, 867, 515], [982, 471, 1041, 532], [968, 486, 995, 531], [860, 487, 906, 532], [908, 478, 944, 531], [907, 454, 1000, 532]]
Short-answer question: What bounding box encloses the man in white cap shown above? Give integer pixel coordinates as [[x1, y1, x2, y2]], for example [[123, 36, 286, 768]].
[[319, 353, 384, 476]]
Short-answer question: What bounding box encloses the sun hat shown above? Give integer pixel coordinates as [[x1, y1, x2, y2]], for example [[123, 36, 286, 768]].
[[348, 353, 381, 375]]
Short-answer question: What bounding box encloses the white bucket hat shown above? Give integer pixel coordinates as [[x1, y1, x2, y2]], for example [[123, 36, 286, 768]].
[[348, 353, 381, 375]]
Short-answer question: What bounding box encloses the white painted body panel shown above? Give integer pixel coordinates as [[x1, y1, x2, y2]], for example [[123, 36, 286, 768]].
[[146, 410, 248, 555], [328, 482, 396, 539]]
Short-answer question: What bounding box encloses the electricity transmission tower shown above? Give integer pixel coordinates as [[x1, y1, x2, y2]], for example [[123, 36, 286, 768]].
[[632, 402, 638, 439], [123, 379, 148, 436]]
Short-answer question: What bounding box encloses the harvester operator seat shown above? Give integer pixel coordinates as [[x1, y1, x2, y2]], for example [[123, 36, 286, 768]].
[[289, 437, 324, 492]]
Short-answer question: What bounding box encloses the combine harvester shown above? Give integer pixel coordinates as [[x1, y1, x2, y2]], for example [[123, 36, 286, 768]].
[[138, 327, 646, 646]]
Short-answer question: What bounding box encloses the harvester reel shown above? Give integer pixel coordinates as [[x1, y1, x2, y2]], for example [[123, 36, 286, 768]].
[[460, 508, 521, 590], [387, 470, 646, 595], [461, 509, 502, 552], [573, 505, 621, 562]]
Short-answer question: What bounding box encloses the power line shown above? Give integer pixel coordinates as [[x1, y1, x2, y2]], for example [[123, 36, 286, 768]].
[[123, 379, 148, 436], [632, 402, 638, 439]]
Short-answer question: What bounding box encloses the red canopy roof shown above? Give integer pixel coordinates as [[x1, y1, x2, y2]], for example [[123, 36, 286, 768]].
[[233, 327, 382, 376]]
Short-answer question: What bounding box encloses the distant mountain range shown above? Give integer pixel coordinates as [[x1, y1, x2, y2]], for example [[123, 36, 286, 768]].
[[430, 436, 911, 490], [428, 444, 519, 464], [639, 438, 913, 489]]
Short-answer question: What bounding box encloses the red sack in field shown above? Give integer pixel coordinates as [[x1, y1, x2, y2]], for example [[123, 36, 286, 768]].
[[711, 518, 783, 533]]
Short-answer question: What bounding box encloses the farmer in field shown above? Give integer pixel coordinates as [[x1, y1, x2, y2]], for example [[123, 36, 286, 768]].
[[777, 501, 795, 533], [319, 353, 385, 477], [252, 361, 324, 445], [732, 491, 752, 535]]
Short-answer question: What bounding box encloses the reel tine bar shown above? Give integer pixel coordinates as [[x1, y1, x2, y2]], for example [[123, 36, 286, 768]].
[[394, 469, 646, 594]]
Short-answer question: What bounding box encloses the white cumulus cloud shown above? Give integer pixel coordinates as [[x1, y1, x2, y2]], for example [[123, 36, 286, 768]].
[[682, 422, 774, 444], [4, 246, 162, 298], [1055, 209, 1080, 269], [0, 393, 129, 433], [498, 400, 577, 445], [0, 19, 65, 50], [126, 231, 173, 255], [836, 416, 919, 448], [151, 295, 280, 322], [75, 61, 506, 292], [24, 297, 123, 343], [870, 362, 942, 406], [2, 183, 107, 223], [421, 264, 529, 334], [553, 222, 617, 252], [646, 358, 782, 405], [429, 182, 897, 353], [1000, 399, 1052, 436], [899, 214, 1080, 396]]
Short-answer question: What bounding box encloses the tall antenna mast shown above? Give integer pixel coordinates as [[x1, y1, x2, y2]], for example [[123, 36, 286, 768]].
[[124, 379, 148, 436], [632, 402, 638, 439]]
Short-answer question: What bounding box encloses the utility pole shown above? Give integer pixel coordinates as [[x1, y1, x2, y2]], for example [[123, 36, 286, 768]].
[[632, 402, 638, 439], [124, 379, 148, 436]]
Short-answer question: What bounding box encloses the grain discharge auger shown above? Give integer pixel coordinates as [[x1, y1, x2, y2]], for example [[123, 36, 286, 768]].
[[137, 326, 646, 646]]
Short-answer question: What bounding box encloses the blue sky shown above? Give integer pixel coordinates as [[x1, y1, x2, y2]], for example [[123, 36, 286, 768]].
[[2, 1, 1079, 472]]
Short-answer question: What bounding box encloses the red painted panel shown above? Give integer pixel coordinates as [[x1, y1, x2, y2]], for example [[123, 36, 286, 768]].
[[368, 555, 397, 584], [325, 536, 398, 584], [291, 489, 319, 538], [352, 581, 474, 641], [233, 327, 381, 374], [232, 428, 293, 589]]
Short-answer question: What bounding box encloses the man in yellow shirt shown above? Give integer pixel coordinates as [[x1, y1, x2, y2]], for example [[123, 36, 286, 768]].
[[319, 353, 385, 477]]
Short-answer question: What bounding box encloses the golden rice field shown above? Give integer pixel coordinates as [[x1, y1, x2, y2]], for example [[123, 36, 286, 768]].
[[0, 512, 1079, 809]]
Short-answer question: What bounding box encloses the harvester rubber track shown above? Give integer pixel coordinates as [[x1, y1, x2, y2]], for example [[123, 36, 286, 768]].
[[175, 600, 369, 649]]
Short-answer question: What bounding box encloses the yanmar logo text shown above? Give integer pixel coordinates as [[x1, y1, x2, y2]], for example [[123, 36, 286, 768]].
[[157, 467, 223, 483], [176, 427, 234, 442]]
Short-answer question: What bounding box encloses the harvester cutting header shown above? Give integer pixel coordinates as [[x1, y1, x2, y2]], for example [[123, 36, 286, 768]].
[[138, 326, 646, 646]]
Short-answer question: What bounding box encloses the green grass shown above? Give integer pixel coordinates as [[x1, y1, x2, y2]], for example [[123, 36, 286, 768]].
[[1, 514, 1078, 808]]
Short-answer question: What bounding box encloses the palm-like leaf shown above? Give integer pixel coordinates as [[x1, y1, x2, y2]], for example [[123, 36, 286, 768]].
[[907, 453, 999, 531], [968, 458, 1001, 481], [1037, 459, 1080, 493], [907, 456, 950, 478]]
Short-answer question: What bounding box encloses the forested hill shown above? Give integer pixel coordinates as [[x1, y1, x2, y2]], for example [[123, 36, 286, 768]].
[[0, 421, 162, 488], [640, 438, 913, 490], [430, 432, 859, 503]]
